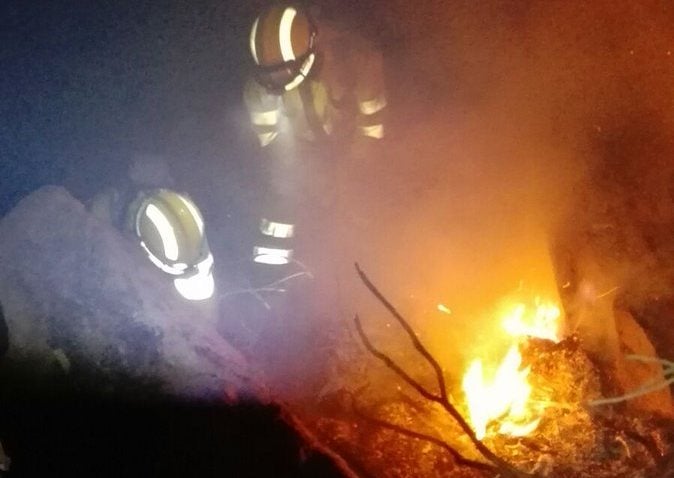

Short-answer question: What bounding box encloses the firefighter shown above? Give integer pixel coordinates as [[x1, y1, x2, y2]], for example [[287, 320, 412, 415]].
[[129, 188, 215, 301], [90, 158, 215, 302], [244, 3, 387, 275]]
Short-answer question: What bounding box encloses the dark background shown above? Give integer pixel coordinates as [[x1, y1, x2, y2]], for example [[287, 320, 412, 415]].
[[1, 0, 249, 210]]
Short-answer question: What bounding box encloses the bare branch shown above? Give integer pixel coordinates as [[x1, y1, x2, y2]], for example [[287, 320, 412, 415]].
[[280, 406, 371, 478], [354, 315, 441, 403], [354, 264, 532, 478], [355, 263, 449, 402], [350, 395, 498, 475]]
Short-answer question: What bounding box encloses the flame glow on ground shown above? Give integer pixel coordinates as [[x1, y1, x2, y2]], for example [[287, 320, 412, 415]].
[[460, 297, 562, 440]]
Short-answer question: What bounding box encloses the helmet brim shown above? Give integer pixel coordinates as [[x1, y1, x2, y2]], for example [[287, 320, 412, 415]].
[[173, 268, 215, 301]]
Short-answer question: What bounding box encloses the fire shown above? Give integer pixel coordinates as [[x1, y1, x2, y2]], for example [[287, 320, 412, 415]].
[[502, 297, 561, 343], [462, 344, 540, 440], [461, 298, 562, 440]]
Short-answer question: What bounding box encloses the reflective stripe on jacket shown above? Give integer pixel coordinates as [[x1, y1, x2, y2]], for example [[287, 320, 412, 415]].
[[243, 24, 386, 147]]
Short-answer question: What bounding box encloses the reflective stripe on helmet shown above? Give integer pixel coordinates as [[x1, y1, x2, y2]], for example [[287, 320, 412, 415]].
[[145, 203, 179, 261], [249, 5, 316, 91], [284, 52, 315, 91], [359, 94, 387, 116], [279, 7, 297, 62], [253, 246, 293, 265], [140, 241, 187, 275], [360, 123, 385, 139], [134, 189, 211, 276], [260, 218, 295, 238], [284, 75, 305, 92], [250, 17, 260, 65]]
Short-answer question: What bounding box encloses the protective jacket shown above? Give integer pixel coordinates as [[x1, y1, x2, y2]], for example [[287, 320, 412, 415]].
[[244, 24, 386, 146], [244, 9, 387, 268]]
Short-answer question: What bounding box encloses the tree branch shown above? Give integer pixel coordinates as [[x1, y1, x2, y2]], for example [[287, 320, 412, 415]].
[[280, 406, 373, 478], [354, 315, 440, 403], [354, 263, 532, 478], [349, 394, 498, 475], [355, 263, 448, 402]]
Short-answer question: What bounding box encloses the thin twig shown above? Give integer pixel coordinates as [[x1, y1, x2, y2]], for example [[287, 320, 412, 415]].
[[354, 264, 532, 478], [626, 354, 674, 369], [354, 316, 440, 403], [219, 268, 314, 309], [588, 376, 674, 407], [350, 395, 498, 475], [355, 263, 448, 402], [588, 353, 674, 407], [354, 315, 525, 476], [280, 406, 371, 478]]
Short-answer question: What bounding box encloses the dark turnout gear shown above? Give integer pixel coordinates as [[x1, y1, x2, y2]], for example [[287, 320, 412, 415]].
[[244, 4, 387, 269]]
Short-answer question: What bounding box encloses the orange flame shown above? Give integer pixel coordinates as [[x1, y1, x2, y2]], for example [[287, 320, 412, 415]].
[[461, 298, 561, 440], [502, 297, 561, 343]]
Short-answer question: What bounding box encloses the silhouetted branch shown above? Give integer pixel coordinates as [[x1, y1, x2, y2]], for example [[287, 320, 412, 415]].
[[354, 263, 532, 478], [281, 406, 372, 478], [354, 316, 440, 403], [354, 263, 448, 402], [349, 393, 498, 475]]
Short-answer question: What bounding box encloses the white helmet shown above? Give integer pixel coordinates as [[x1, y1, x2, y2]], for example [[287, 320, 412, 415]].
[[131, 189, 215, 301]]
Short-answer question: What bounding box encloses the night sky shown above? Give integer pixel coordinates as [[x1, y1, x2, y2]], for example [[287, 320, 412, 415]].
[[0, 0, 260, 215]]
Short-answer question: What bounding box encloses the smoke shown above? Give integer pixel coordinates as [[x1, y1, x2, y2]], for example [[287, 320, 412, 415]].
[[339, 0, 674, 368], [171, 0, 674, 395]]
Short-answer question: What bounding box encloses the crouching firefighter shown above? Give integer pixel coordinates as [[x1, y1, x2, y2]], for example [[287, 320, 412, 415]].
[[244, 2, 387, 285], [91, 187, 215, 302]]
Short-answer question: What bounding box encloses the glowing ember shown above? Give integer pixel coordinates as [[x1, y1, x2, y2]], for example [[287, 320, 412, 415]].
[[437, 303, 452, 315], [460, 297, 562, 440]]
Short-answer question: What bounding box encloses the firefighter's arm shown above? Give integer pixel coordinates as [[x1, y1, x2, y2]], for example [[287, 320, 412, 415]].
[[243, 78, 281, 147], [355, 46, 387, 140]]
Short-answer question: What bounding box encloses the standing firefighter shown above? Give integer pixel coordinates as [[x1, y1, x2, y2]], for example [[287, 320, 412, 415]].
[[244, 2, 386, 280]]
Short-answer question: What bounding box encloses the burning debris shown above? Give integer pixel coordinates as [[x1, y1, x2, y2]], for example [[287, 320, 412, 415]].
[[461, 296, 563, 441], [304, 265, 674, 478]]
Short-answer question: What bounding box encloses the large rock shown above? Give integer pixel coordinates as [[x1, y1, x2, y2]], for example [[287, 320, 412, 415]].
[[0, 185, 263, 400]]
